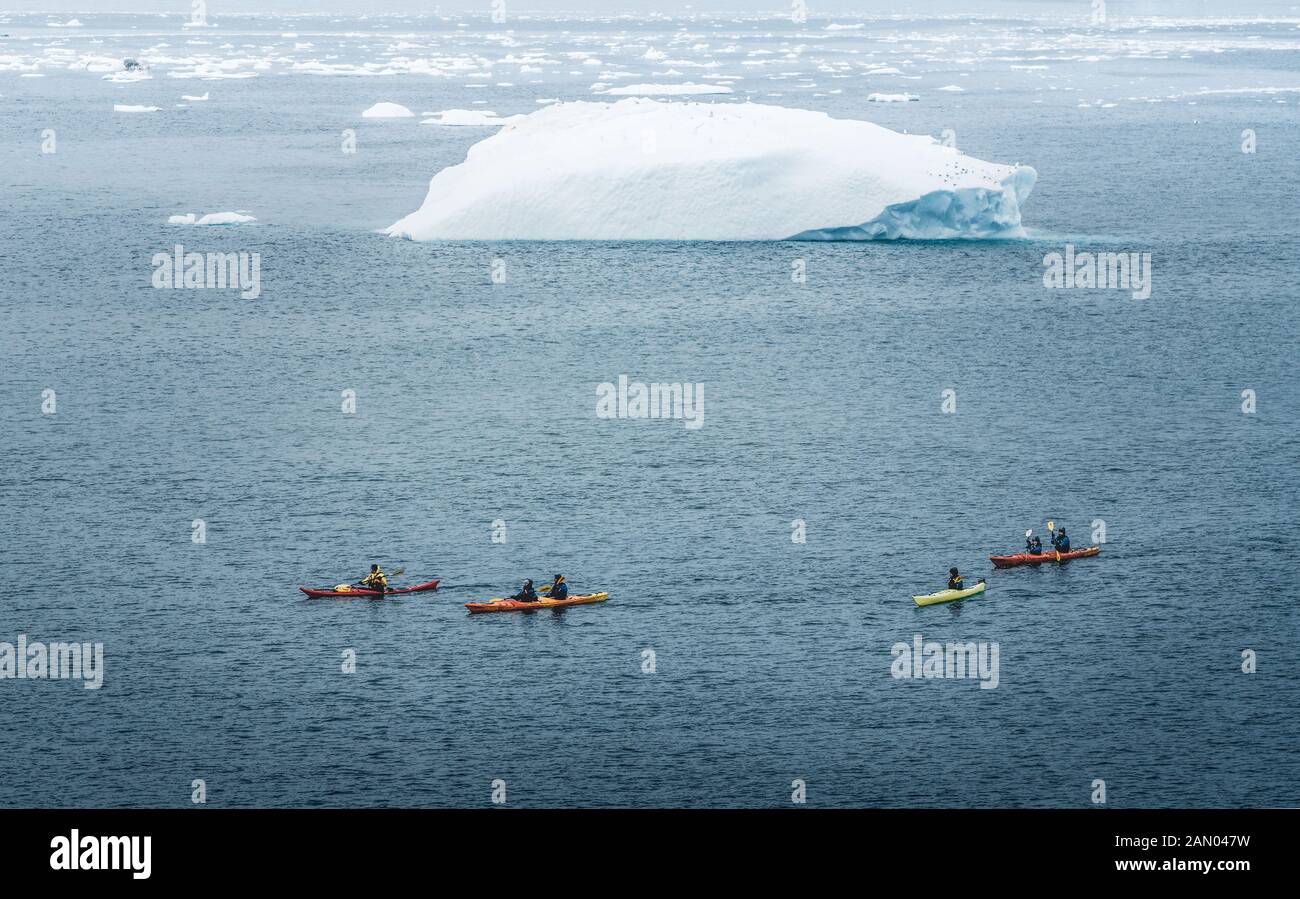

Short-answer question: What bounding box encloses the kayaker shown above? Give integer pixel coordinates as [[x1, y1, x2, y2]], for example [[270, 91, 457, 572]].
[[548, 574, 569, 601], [1052, 528, 1071, 553], [1026, 535, 1043, 555], [510, 579, 539, 603], [360, 564, 389, 593], [947, 568, 964, 590]]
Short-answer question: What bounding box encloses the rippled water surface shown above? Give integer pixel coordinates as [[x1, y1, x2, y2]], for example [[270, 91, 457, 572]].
[[1, 10, 1298, 807]]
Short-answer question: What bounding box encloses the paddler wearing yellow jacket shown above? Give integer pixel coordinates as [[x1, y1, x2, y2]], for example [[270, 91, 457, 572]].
[[360, 564, 390, 593]]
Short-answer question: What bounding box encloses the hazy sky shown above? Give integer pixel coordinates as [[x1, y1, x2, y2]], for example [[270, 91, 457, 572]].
[[5, 1, 1297, 16]]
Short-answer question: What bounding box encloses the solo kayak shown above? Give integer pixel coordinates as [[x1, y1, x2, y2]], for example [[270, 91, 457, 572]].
[[300, 579, 440, 598], [466, 592, 609, 614], [912, 580, 986, 607], [989, 546, 1100, 568]]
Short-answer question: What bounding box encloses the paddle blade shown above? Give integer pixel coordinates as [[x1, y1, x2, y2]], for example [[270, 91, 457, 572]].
[[1047, 520, 1055, 531]]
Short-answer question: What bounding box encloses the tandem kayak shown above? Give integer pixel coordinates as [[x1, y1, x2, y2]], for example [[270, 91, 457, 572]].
[[465, 592, 609, 614], [912, 580, 986, 607], [300, 579, 440, 598], [989, 546, 1100, 568]]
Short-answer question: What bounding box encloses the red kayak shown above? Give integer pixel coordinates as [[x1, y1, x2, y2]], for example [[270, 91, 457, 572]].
[[299, 579, 440, 598], [989, 546, 1100, 568]]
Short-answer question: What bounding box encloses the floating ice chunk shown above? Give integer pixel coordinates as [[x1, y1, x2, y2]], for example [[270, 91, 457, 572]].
[[103, 70, 151, 83], [48, 19, 83, 28], [599, 82, 733, 96], [420, 109, 520, 126], [643, 47, 666, 60], [169, 212, 256, 225], [867, 92, 918, 102], [385, 99, 1035, 241], [937, 84, 965, 92], [182, 92, 210, 101], [826, 23, 865, 30], [114, 104, 160, 112], [362, 102, 414, 118]]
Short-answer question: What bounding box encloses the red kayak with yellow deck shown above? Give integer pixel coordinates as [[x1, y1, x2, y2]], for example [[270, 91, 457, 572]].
[[300, 579, 440, 598], [466, 592, 609, 613], [989, 546, 1100, 568]]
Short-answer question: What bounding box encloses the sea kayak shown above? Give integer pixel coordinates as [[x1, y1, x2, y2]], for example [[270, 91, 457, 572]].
[[912, 580, 986, 607], [989, 546, 1100, 568], [465, 592, 609, 614], [300, 579, 440, 598]]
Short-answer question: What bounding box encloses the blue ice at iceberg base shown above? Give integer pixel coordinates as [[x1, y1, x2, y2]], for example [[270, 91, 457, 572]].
[[789, 167, 1037, 241]]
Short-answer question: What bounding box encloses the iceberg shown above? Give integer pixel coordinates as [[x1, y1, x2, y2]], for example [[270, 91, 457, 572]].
[[385, 99, 1036, 242], [361, 102, 414, 118]]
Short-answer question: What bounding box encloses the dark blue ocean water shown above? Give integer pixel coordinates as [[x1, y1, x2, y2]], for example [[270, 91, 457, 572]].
[[1, 12, 1298, 807]]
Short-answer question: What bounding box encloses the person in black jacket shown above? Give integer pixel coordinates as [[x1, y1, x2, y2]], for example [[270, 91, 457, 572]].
[[510, 580, 538, 603], [547, 574, 569, 601], [1051, 527, 1071, 553]]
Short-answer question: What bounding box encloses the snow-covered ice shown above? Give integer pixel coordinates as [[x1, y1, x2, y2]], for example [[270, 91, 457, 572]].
[[361, 102, 414, 118], [168, 212, 256, 225], [114, 104, 160, 112], [599, 82, 733, 96], [386, 99, 1036, 241]]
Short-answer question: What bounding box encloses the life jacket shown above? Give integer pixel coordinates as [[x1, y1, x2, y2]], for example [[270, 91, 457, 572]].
[[948, 575, 963, 590], [550, 577, 568, 599]]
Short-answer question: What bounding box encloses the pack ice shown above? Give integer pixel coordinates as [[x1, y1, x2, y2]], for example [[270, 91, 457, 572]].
[[386, 99, 1036, 241]]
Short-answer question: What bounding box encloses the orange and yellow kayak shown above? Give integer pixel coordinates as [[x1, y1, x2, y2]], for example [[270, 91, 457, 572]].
[[465, 592, 609, 614]]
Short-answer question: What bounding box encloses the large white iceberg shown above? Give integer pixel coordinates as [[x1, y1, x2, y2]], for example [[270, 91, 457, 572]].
[[385, 99, 1036, 241]]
